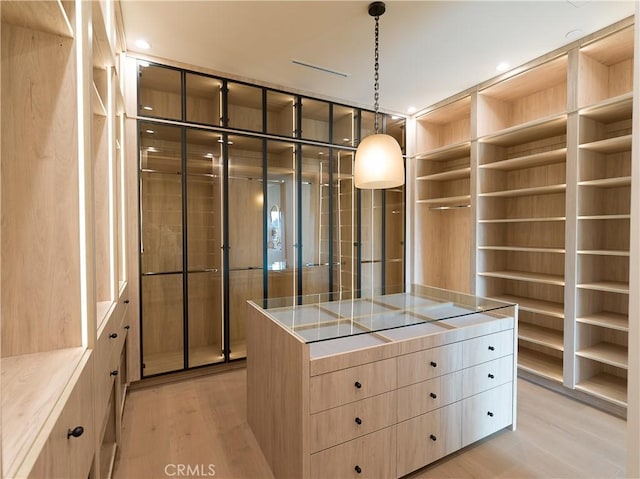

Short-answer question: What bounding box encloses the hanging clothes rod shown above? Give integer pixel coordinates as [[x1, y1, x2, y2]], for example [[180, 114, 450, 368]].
[[429, 204, 471, 211]]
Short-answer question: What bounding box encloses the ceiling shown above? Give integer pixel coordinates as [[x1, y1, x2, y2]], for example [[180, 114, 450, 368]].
[[120, 1, 635, 117]]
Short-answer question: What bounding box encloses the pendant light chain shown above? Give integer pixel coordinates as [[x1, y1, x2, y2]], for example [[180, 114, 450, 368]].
[[373, 14, 380, 134]]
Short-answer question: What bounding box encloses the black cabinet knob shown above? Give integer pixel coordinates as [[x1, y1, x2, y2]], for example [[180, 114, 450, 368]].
[[124, 325, 130, 330], [67, 426, 84, 439], [109, 332, 118, 339], [487, 411, 494, 417], [430, 361, 437, 368], [429, 434, 437, 441], [488, 345, 495, 351], [354, 381, 362, 389], [430, 392, 437, 399], [124, 299, 130, 304], [355, 417, 362, 425], [110, 370, 119, 376], [354, 465, 362, 474], [488, 373, 495, 379]]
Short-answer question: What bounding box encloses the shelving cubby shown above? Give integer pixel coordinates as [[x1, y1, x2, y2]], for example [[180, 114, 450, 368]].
[[414, 97, 472, 293]]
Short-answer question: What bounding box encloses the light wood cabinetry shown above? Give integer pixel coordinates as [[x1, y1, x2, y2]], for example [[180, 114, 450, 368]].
[[247, 289, 517, 479], [1, 1, 131, 477], [411, 17, 635, 411]]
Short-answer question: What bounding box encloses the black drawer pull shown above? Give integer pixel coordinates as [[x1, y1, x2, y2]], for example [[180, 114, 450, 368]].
[[488, 373, 495, 379], [109, 332, 118, 339], [430, 361, 437, 368], [430, 392, 437, 399], [124, 325, 131, 330], [355, 417, 362, 425], [111, 370, 119, 376], [487, 411, 494, 417], [430, 434, 437, 441], [354, 381, 362, 389], [67, 426, 84, 439], [124, 299, 130, 304], [488, 345, 495, 351], [355, 465, 362, 474]]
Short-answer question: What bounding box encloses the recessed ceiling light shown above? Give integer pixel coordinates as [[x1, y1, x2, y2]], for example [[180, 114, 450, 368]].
[[145, 129, 155, 134], [139, 60, 150, 68], [142, 106, 153, 111], [496, 62, 510, 72], [136, 39, 151, 50], [407, 106, 416, 114]]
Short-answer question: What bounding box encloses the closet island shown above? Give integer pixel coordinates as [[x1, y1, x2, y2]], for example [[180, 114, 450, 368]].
[[247, 285, 517, 478]]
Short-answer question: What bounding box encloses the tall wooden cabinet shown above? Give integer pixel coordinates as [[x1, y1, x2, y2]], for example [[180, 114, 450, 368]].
[[1, 1, 131, 477], [411, 17, 635, 412]]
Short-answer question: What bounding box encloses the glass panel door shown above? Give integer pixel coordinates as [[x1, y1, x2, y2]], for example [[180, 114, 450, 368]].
[[360, 189, 383, 296], [227, 135, 264, 359], [140, 122, 184, 375], [334, 150, 357, 298], [186, 128, 224, 367]]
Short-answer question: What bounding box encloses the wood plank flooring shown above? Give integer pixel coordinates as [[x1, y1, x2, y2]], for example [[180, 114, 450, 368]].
[[113, 368, 626, 479]]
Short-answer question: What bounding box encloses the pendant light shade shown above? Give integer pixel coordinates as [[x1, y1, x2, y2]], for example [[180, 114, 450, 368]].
[[354, 1, 405, 190], [354, 133, 404, 189]]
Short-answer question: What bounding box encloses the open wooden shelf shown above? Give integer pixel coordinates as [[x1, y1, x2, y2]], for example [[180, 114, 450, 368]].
[[579, 93, 633, 122], [92, 82, 108, 117], [577, 281, 629, 294], [578, 176, 631, 188], [579, 135, 632, 154], [479, 246, 565, 254], [417, 167, 470, 181], [519, 323, 563, 351], [479, 270, 565, 286], [479, 217, 565, 224], [480, 148, 566, 171], [576, 312, 628, 332], [518, 347, 563, 383], [575, 373, 627, 407], [480, 184, 566, 198], [576, 342, 628, 369], [578, 214, 630, 220], [577, 250, 629, 257], [490, 294, 563, 318], [416, 195, 471, 206], [415, 142, 471, 162], [480, 115, 567, 147], [1, 0, 74, 38]]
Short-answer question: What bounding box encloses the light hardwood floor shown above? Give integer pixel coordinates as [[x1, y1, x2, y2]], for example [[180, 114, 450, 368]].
[[113, 368, 625, 479]]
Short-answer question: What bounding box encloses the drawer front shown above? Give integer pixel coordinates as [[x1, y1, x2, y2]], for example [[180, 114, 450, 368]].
[[310, 427, 396, 479], [397, 371, 462, 422], [396, 402, 461, 478], [29, 354, 95, 479], [397, 342, 462, 387], [310, 358, 396, 413], [310, 391, 396, 453], [462, 382, 513, 447], [462, 355, 513, 397], [462, 329, 513, 368]]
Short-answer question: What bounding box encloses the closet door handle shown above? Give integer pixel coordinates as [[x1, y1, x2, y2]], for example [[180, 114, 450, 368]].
[[429, 434, 437, 441], [111, 370, 119, 376], [109, 332, 118, 339], [67, 426, 84, 439], [430, 392, 437, 399], [354, 465, 362, 474], [488, 373, 495, 379], [124, 299, 130, 304], [488, 345, 495, 351], [355, 417, 362, 425], [124, 325, 131, 330], [430, 361, 437, 368], [487, 411, 494, 417], [354, 381, 362, 389]]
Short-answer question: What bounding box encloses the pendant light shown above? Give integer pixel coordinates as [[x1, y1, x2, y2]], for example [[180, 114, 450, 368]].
[[354, 1, 405, 190]]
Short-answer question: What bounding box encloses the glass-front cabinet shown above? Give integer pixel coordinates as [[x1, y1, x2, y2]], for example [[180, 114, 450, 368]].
[[137, 60, 406, 376]]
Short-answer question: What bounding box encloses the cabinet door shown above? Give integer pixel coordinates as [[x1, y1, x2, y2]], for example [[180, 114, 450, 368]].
[[310, 427, 396, 479], [310, 391, 396, 453], [29, 356, 95, 479], [397, 342, 462, 387], [397, 371, 463, 422], [462, 355, 513, 397], [309, 358, 396, 413], [462, 382, 513, 447], [462, 329, 513, 367], [396, 402, 461, 477]]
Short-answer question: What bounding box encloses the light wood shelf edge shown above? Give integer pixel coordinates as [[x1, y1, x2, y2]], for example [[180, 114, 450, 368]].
[[576, 312, 629, 332], [0, 0, 74, 38], [518, 348, 563, 383], [519, 323, 564, 351], [575, 373, 627, 407], [576, 342, 629, 369]]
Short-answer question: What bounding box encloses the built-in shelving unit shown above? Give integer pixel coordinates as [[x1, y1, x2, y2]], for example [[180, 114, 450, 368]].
[[414, 97, 472, 293], [412, 18, 634, 411]]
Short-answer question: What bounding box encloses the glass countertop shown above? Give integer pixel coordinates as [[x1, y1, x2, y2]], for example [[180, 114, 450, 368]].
[[255, 284, 515, 344]]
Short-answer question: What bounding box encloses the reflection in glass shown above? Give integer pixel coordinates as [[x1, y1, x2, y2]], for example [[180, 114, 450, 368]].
[[186, 73, 223, 126], [138, 63, 182, 120], [385, 186, 405, 294], [333, 105, 356, 148], [186, 128, 224, 366], [227, 82, 263, 132], [333, 150, 357, 298], [360, 189, 383, 296], [228, 135, 264, 358]]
